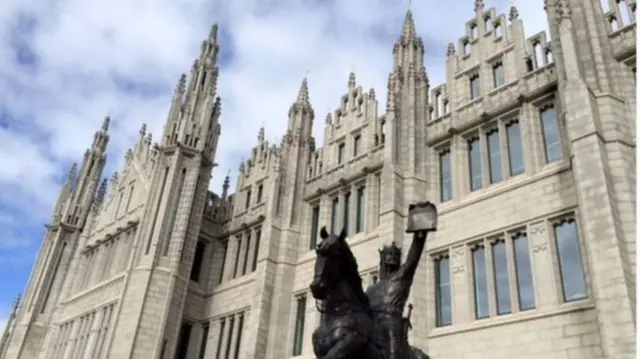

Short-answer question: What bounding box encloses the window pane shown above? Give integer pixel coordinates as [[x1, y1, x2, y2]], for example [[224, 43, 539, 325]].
[[491, 241, 511, 315], [331, 198, 339, 233], [338, 144, 345, 164], [356, 187, 365, 233], [493, 64, 505, 87], [214, 320, 225, 359], [487, 130, 502, 184], [439, 151, 452, 201], [293, 296, 306, 356], [251, 230, 261, 272], [555, 220, 588, 302], [472, 246, 490, 319], [470, 76, 480, 99], [435, 257, 452, 326], [540, 107, 563, 163], [468, 139, 483, 191], [506, 122, 525, 176], [310, 206, 320, 249], [513, 234, 536, 310], [343, 192, 350, 235], [354, 136, 360, 156]]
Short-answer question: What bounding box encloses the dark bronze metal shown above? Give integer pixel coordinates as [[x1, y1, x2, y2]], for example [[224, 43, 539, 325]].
[[310, 202, 436, 359]]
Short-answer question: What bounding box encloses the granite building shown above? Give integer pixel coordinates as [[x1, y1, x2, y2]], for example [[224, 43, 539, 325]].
[[0, 0, 636, 358]]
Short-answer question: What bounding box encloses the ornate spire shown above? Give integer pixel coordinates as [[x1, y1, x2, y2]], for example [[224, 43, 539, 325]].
[[474, 0, 484, 11], [96, 178, 108, 202], [447, 42, 456, 57], [258, 127, 265, 142], [177, 74, 187, 95], [348, 72, 356, 89], [297, 77, 310, 105], [209, 24, 218, 42], [139, 123, 147, 137], [509, 0, 519, 21], [402, 9, 416, 39], [67, 163, 78, 181], [101, 116, 110, 132]]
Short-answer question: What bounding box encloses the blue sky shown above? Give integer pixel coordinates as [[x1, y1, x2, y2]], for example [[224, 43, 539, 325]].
[[0, 0, 549, 331]]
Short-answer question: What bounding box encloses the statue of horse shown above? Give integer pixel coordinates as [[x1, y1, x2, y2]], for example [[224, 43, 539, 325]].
[[309, 227, 384, 359]]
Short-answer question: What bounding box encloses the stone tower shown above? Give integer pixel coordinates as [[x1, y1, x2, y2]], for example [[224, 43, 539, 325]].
[[3, 118, 110, 358]]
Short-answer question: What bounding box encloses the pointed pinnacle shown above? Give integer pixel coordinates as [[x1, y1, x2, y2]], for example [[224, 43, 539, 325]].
[[210, 24, 219, 41], [102, 116, 110, 132], [447, 42, 456, 56], [475, 0, 484, 11], [297, 77, 310, 104], [140, 123, 147, 137], [348, 72, 356, 89], [97, 178, 108, 200], [177, 74, 187, 94], [67, 162, 78, 180], [402, 9, 416, 39], [509, 1, 519, 21]]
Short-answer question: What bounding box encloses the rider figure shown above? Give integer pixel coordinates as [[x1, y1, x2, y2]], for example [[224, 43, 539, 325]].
[[365, 231, 428, 359]]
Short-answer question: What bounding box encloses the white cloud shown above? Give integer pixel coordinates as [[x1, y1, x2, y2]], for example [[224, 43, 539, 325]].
[[0, 0, 550, 254]]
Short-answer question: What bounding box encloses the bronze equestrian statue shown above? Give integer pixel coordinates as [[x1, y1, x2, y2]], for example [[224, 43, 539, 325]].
[[309, 227, 384, 359], [310, 202, 436, 359]]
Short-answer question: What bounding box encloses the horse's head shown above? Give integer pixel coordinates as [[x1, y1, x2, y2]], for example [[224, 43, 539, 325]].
[[309, 226, 351, 300]]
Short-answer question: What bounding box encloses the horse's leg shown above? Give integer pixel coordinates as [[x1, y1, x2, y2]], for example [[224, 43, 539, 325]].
[[321, 329, 367, 359]]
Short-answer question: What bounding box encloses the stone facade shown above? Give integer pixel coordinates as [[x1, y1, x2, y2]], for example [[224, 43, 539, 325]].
[[0, 1, 636, 358]]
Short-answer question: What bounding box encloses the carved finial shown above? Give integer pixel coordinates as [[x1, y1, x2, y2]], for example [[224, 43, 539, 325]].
[[258, 127, 265, 142], [348, 72, 356, 89], [67, 163, 78, 181], [110, 171, 119, 183], [475, 0, 484, 11], [145, 133, 152, 144], [369, 88, 376, 100], [509, 0, 519, 21], [177, 74, 187, 94], [325, 112, 332, 125], [96, 178, 108, 201], [209, 23, 218, 41], [125, 148, 133, 161], [139, 123, 147, 137], [386, 73, 396, 110], [447, 42, 456, 56], [101, 116, 110, 132]]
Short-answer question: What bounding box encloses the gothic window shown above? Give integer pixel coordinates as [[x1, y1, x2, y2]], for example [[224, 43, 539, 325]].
[[224, 316, 235, 359], [356, 187, 365, 233], [513, 232, 535, 310], [256, 184, 263, 203], [469, 74, 480, 100], [175, 322, 193, 359], [343, 191, 351, 235], [245, 189, 252, 210], [251, 229, 261, 272], [492, 61, 505, 88], [218, 240, 228, 284], [190, 241, 206, 282], [353, 135, 361, 156], [471, 244, 490, 319], [232, 236, 242, 278], [124, 183, 135, 213], [439, 150, 452, 202], [242, 232, 251, 276], [233, 314, 244, 359], [468, 138, 483, 191], [215, 319, 225, 359], [292, 295, 307, 356], [435, 255, 452, 327], [506, 120, 525, 176], [164, 168, 187, 256], [198, 322, 210, 359], [337, 143, 345, 164], [310, 205, 320, 249], [540, 105, 563, 163], [486, 128, 502, 184], [491, 239, 511, 315], [331, 197, 339, 233], [554, 217, 588, 302]]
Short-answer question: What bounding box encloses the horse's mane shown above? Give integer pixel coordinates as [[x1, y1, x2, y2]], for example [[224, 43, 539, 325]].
[[335, 238, 370, 308]]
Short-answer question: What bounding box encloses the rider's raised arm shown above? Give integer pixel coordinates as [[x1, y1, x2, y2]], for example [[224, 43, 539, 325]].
[[399, 232, 428, 282]]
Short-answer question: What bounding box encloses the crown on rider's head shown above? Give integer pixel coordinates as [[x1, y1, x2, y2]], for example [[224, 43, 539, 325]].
[[379, 242, 402, 256]]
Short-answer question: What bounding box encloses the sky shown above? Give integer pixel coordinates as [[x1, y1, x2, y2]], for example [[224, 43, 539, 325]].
[[0, 0, 551, 334]]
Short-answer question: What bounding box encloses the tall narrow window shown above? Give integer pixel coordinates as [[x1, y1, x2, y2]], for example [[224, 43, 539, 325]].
[[190, 241, 206, 282], [242, 233, 252, 276], [486, 128, 502, 184], [343, 191, 351, 235], [469, 74, 480, 100], [337, 143, 345, 164], [114, 190, 124, 219], [164, 168, 187, 256], [310, 206, 320, 249], [245, 190, 252, 209], [174, 322, 193, 359], [439, 150, 452, 201], [468, 138, 483, 191], [233, 314, 244, 359], [472, 245, 489, 319], [214, 320, 225, 359], [331, 197, 339, 233], [435, 255, 452, 327], [492, 61, 505, 88], [356, 187, 365, 233], [198, 322, 210, 359], [224, 316, 235, 359], [540, 105, 563, 163], [491, 239, 511, 315], [353, 135, 361, 156], [380, 119, 386, 144], [232, 236, 242, 278], [506, 121, 524, 176], [251, 230, 261, 272], [554, 218, 588, 302], [512, 232, 535, 310], [292, 296, 306, 356], [218, 241, 228, 284], [256, 184, 263, 203]]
